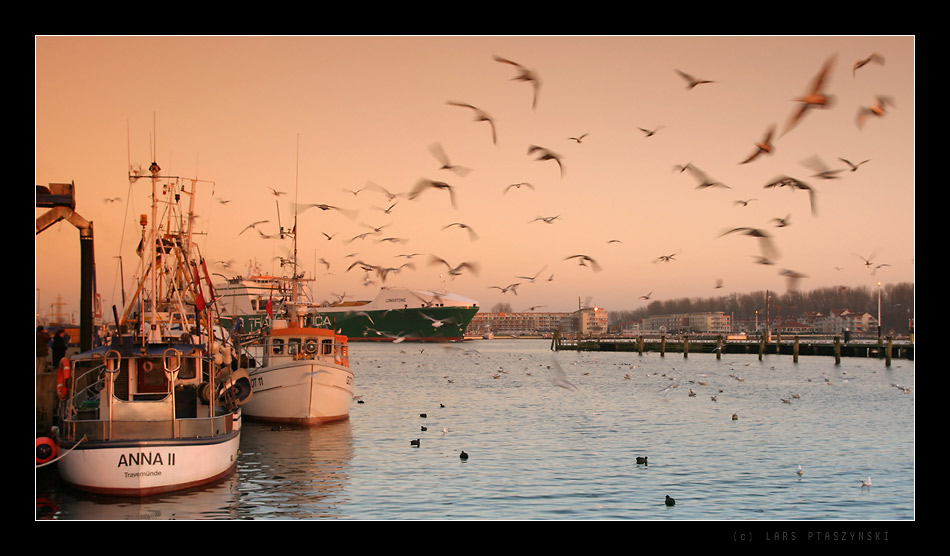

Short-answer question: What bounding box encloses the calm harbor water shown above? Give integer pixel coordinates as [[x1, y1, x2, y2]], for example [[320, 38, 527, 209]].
[[36, 339, 915, 522]]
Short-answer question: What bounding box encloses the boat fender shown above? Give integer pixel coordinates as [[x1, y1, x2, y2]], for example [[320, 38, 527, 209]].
[[221, 346, 233, 366], [36, 437, 57, 465], [55, 358, 71, 399], [224, 368, 253, 406], [304, 339, 319, 355]]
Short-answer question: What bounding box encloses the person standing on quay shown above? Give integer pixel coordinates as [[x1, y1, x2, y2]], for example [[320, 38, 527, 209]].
[[36, 325, 51, 374], [51, 329, 68, 370]]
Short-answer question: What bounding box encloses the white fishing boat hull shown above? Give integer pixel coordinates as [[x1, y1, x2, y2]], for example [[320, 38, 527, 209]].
[[242, 360, 354, 425], [55, 427, 241, 497]]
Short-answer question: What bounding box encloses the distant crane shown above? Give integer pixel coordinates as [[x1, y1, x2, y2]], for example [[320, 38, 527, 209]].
[[36, 181, 97, 352]]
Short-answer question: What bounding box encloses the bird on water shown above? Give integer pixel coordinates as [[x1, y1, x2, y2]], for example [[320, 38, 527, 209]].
[[665, 495, 676, 506]]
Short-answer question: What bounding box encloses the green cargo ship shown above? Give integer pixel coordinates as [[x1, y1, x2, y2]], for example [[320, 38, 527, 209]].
[[311, 288, 479, 342], [216, 275, 479, 342]]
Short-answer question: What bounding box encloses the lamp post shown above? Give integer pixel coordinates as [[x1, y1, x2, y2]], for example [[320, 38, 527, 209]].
[[877, 281, 882, 338]]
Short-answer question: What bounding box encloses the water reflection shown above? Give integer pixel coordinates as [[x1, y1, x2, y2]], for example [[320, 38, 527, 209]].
[[36, 418, 354, 520], [236, 419, 354, 519]]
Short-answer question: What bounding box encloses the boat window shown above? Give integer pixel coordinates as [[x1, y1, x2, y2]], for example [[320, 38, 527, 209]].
[[322, 339, 333, 355], [271, 338, 284, 355], [178, 355, 197, 380], [288, 338, 301, 355], [136, 357, 170, 395]]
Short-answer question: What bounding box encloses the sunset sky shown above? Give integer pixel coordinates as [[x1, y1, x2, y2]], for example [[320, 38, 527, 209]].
[[35, 36, 914, 321]]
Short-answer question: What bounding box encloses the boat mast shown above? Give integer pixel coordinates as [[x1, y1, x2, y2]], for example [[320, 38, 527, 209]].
[[292, 133, 299, 306]]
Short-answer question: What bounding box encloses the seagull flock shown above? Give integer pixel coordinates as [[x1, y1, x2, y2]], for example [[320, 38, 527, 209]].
[[201, 46, 902, 309]]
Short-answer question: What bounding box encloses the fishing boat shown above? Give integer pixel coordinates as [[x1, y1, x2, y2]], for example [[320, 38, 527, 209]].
[[236, 311, 354, 426], [220, 160, 355, 425], [52, 163, 250, 497]]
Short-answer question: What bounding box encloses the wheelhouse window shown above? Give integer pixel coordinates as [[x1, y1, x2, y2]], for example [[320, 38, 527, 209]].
[[288, 338, 301, 355]]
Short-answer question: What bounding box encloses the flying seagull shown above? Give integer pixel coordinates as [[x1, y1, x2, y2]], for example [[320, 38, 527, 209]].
[[447, 101, 497, 145], [675, 69, 715, 89], [739, 125, 776, 164], [409, 179, 458, 209], [677, 163, 730, 189], [527, 145, 564, 177], [801, 155, 844, 180], [564, 254, 602, 272], [240, 220, 269, 235], [839, 157, 870, 172], [295, 203, 358, 219], [515, 266, 547, 283], [856, 95, 895, 130], [503, 182, 535, 195], [428, 142, 471, 176], [853, 53, 885, 77], [493, 55, 541, 110], [771, 214, 792, 227], [779, 268, 808, 292], [442, 222, 479, 241], [784, 55, 836, 135], [719, 227, 781, 261], [429, 255, 480, 277], [763, 175, 818, 217], [548, 357, 579, 392]]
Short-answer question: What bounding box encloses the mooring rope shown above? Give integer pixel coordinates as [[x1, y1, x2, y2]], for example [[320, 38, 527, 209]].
[[36, 435, 88, 468]]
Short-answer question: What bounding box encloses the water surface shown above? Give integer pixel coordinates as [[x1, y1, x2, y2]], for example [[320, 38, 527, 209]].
[[36, 339, 915, 522]]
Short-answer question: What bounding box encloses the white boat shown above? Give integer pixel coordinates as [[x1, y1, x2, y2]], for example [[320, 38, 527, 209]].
[[52, 163, 250, 496], [237, 316, 354, 425], [221, 170, 355, 425]]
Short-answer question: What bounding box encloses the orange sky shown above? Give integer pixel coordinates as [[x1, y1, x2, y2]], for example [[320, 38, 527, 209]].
[[35, 36, 914, 321]]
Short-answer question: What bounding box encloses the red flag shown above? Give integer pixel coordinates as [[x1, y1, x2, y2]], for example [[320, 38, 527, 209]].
[[192, 262, 206, 312], [265, 294, 273, 319], [200, 259, 216, 308]]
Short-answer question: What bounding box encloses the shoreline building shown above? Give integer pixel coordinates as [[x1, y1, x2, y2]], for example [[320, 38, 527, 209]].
[[639, 311, 732, 334], [467, 306, 608, 337]]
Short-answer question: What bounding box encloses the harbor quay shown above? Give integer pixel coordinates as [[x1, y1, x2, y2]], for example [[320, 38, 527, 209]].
[[551, 333, 913, 364]]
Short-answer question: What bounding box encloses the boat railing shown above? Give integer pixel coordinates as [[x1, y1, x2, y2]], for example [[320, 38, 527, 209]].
[[60, 350, 237, 443]]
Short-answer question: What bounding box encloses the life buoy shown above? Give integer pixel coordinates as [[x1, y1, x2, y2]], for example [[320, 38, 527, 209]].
[[304, 339, 319, 355], [56, 357, 71, 399]]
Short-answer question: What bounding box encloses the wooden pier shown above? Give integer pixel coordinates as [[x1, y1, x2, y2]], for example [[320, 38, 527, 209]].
[[553, 334, 913, 365]]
